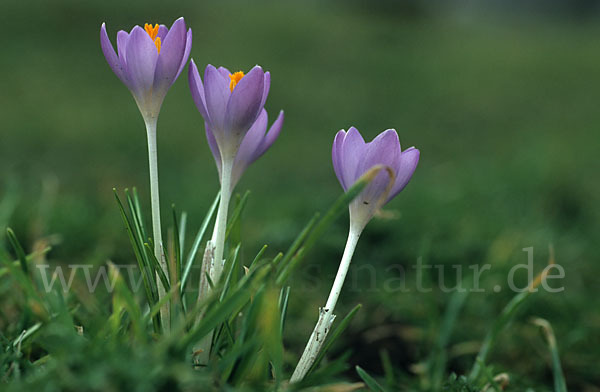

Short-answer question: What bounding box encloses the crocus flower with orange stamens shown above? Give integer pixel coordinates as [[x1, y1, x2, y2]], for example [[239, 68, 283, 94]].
[[99, 17, 192, 332], [100, 17, 192, 119]]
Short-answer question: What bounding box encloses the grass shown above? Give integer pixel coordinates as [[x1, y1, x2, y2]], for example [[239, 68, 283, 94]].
[[1, 0, 599, 390]]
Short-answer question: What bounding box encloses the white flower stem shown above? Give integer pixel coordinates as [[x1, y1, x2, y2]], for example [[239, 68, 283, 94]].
[[192, 158, 233, 366], [145, 117, 169, 332], [210, 158, 233, 284], [290, 224, 362, 382]]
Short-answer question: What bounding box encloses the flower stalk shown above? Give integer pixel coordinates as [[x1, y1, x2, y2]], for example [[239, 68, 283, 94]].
[[144, 117, 170, 332], [210, 158, 234, 283], [290, 224, 362, 382]]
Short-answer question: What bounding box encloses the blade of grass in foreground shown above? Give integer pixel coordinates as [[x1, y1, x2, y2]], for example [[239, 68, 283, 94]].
[[356, 365, 388, 392], [114, 190, 159, 318], [181, 192, 219, 294], [532, 318, 567, 392], [468, 250, 555, 383], [429, 287, 470, 391], [6, 228, 28, 274]]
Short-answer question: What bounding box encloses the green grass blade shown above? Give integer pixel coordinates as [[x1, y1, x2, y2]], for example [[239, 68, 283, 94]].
[[6, 228, 28, 274], [356, 365, 387, 392], [144, 242, 170, 291], [248, 244, 268, 270], [380, 349, 395, 389], [171, 205, 182, 285], [225, 190, 250, 240], [143, 282, 182, 327], [179, 211, 187, 257], [181, 192, 220, 294], [0, 246, 51, 279], [114, 190, 158, 309], [219, 243, 242, 302], [278, 286, 290, 334], [532, 318, 567, 392], [430, 288, 470, 391], [468, 255, 554, 382]]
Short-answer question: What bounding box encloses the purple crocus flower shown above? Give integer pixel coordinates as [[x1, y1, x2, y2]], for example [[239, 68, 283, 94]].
[[100, 18, 192, 119], [292, 127, 420, 382], [187, 59, 282, 309], [99, 18, 191, 330], [188, 60, 274, 162], [332, 127, 420, 230]]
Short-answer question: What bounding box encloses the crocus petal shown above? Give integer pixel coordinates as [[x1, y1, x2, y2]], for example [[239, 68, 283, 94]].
[[157, 25, 168, 40], [224, 65, 265, 141], [205, 123, 222, 178], [255, 109, 283, 158], [204, 64, 231, 131], [100, 23, 127, 84], [388, 147, 420, 201], [236, 110, 268, 165], [126, 26, 159, 97], [340, 127, 366, 188], [217, 67, 231, 79], [332, 130, 347, 190], [175, 28, 193, 80], [259, 71, 271, 111], [153, 17, 187, 91], [356, 130, 400, 204], [358, 129, 400, 175], [188, 60, 210, 121], [116, 30, 129, 63]]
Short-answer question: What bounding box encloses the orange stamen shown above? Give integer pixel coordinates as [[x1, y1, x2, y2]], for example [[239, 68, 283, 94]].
[[144, 23, 159, 39], [144, 23, 161, 53], [229, 71, 245, 92]]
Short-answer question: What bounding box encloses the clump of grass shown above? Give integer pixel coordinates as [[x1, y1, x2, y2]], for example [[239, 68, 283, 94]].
[[0, 181, 568, 390]]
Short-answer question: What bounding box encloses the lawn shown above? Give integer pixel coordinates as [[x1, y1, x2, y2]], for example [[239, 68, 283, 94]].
[[1, 0, 599, 390]]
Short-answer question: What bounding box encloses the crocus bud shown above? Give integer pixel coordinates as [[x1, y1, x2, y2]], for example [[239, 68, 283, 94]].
[[332, 127, 420, 231], [188, 60, 274, 162], [100, 18, 192, 120]]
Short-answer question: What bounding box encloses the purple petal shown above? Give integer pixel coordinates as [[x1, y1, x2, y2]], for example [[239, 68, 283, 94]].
[[205, 123, 222, 178], [255, 109, 283, 158], [203, 64, 231, 131], [230, 111, 268, 187], [259, 71, 270, 111], [217, 67, 231, 79], [235, 109, 269, 166], [100, 23, 127, 85], [332, 130, 347, 190], [175, 28, 192, 81], [116, 30, 129, 64], [388, 147, 420, 201], [126, 26, 159, 96], [223, 65, 265, 140], [188, 60, 210, 121], [357, 130, 401, 205], [157, 24, 168, 40], [153, 17, 187, 91], [340, 127, 366, 188], [358, 129, 400, 175]]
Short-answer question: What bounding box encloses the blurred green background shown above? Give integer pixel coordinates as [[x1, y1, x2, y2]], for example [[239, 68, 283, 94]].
[[1, 0, 599, 389]]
